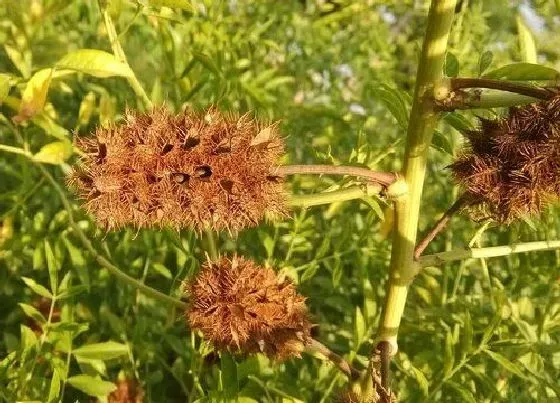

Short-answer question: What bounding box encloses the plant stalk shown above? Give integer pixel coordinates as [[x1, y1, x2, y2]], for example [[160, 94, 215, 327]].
[[287, 184, 383, 207], [305, 339, 361, 381], [99, 1, 153, 109], [376, 0, 457, 355], [437, 89, 540, 110], [419, 239, 560, 267], [274, 165, 397, 186], [450, 78, 553, 100], [38, 165, 187, 309], [414, 194, 471, 259]]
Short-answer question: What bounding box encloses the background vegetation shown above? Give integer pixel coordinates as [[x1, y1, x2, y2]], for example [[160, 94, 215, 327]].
[[1, 0, 560, 401]]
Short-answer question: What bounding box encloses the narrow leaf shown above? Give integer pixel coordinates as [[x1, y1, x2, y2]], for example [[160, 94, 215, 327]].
[[483, 63, 560, 81], [72, 341, 129, 360], [33, 140, 73, 165], [47, 369, 61, 403], [67, 375, 116, 397], [484, 349, 530, 380], [478, 51, 494, 76], [44, 239, 59, 294], [21, 277, 53, 298], [15, 68, 53, 122], [56, 49, 132, 78], [220, 351, 238, 399], [516, 15, 537, 63], [18, 303, 47, 325]]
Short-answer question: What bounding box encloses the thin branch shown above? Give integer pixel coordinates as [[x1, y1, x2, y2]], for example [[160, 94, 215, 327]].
[[450, 78, 554, 100], [377, 341, 392, 401], [437, 90, 540, 111], [414, 194, 472, 259], [419, 239, 560, 267], [274, 165, 397, 186], [287, 184, 383, 207], [98, 1, 153, 109], [38, 165, 187, 309], [304, 339, 361, 381]]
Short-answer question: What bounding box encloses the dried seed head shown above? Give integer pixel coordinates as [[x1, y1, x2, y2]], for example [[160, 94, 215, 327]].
[[107, 378, 144, 403], [186, 256, 312, 360], [68, 107, 286, 232], [450, 94, 560, 223]]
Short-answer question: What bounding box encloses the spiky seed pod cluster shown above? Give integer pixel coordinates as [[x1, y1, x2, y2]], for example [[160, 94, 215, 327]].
[[68, 107, 286, 232], [186, 256, 312, 360], [450, 94, 560, 223]]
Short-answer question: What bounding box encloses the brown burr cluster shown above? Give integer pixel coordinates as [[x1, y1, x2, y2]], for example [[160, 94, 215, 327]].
[[185, 256, 312, 360], [450, 94, 560, 223], [68, 107, 286, 232]]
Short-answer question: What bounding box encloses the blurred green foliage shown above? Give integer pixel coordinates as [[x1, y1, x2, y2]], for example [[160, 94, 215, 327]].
[[1, 0, 560, 401]]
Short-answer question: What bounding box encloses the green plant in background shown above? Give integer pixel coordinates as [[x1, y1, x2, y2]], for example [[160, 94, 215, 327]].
[[2, 0, 560, 402]]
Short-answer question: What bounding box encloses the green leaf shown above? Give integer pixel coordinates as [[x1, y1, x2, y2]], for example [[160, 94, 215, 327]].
[[443, 112, 473, 133], [20, 325, 38, 356], [478, 51, 494, 76], [47, 369, 61, 403], [431, 130, 454, 155], [516, 15, 537, 63], [33, 140, 73, 165], [18, 303, 47, 325], [444, 52, 459, 77], [483, 349, 530, 380], [0, 73, 16, 102], [44, 239, 60, 294], [483, 63, 560, 81], [14, 68, 53, 122], [461, 310, 473, 356], [67, 375, 116, 397], [372, 84, 410, 129], [446, 380, 477, 403], [191, 51, 221, 77], [147, 0, 194, 11], [220, 351, 238, 400], [353, 306, 366, 347], [21, 277, 53, 298], [443, 330, 455, 377], [72, 341, 129, 360], [151, 263, 172, 279], [57, 285, 88, 300], [56, 49, 133, 78], [63, 237, 90, 289]]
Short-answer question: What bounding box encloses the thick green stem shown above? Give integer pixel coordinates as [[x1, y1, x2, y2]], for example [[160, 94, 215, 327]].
[[99, 2, 153, 109], [287, 184, 382, 207], [419, 240, 560, 267], [376, 0, 457, 353]]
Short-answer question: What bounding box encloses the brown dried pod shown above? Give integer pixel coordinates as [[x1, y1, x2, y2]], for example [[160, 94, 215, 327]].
[[185, 256, 312, 360], [107, 378, 144, 403], [68, 107, 286, 232], [450, 93, 560, 223]]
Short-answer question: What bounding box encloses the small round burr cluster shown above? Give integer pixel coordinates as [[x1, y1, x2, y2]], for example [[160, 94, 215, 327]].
[[450, 94, 560, 223], [185, 256, 312, 360]]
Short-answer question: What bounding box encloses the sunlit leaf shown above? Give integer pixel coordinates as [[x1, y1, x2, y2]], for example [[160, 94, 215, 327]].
[[56, 49, 132, 78], [18, 303, 47, 325], [67, 375, 116, 397], [72, 341, 129, 360], [33, 140, 73, 165], [483, 63, 560, 81], [516, 15, 537, 63], [14, 68, 53, 122], [21, 277, 53, 299]]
